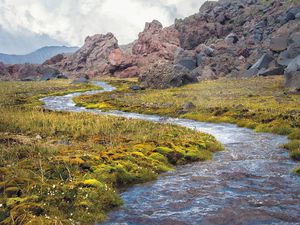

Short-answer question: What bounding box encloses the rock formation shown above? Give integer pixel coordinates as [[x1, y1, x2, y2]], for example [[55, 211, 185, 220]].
[[2, 0, 300, 90], [139, 63, 197, 89]]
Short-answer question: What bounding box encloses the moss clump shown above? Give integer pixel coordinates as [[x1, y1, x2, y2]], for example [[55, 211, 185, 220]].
[[82, 179, 105, 188], [6, 197, 28, 207], [292, 167, 300, 175]]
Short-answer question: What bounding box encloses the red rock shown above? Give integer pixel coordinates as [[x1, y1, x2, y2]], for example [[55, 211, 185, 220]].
[[132, 20, 180, 63], [114, 66, 140, 78]]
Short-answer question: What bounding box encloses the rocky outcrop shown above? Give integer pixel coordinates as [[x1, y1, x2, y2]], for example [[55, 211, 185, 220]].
[[132, 20, 180, 64], [44, 20, 180, 79], [139, 63, 197, 89], [65, 33, 119, 75], [0, 62, 66, 81]]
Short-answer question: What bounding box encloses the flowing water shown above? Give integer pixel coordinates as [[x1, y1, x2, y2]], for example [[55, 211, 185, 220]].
[[41, 81, 300, 225]]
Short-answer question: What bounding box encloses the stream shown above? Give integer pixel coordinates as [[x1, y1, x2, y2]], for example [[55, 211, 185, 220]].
[[41, 81, 300, 225]]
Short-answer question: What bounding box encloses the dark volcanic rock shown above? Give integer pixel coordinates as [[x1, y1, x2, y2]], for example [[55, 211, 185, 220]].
[[139, 63, 197, 89], [285, 54, 300, 91], [174, 48, 197, 70], [246, 53, 274, 76], [40, 67, 61, 81]]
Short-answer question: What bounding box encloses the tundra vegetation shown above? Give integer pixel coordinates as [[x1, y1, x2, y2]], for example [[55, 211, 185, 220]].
[[74, 77, 300, 174], [0, 80, 222, 224]]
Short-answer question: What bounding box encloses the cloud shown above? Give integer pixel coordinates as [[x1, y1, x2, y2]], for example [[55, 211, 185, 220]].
[[0, 0, 208, 54]]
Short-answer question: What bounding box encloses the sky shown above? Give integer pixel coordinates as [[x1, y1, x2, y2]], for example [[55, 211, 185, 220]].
[[0, 0, 208, 54]]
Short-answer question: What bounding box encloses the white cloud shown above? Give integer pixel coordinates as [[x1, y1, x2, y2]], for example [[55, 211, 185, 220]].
[[0, 0, 208, 54]]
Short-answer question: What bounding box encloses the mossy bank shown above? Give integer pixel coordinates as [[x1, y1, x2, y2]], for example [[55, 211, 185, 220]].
[[0, 80, 223, 224], [74, 77, 300, 173]]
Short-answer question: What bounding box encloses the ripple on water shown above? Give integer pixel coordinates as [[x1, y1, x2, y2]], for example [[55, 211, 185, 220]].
[[41, 82, 300, 225]]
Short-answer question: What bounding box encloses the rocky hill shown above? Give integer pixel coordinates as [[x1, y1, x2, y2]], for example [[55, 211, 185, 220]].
[[1, 0, 299, 91], [0, 46, 78, 64]]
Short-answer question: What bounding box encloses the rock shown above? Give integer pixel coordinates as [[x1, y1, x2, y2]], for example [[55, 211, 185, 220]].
[[18, 63, 41, 80], [191, 66, 217, 80], [286, 54, 300, 74], [175, 15, 219, 50], [246, 53, 274, 76], [56, 74, 68, 79], [183, 102, 196, 110], [43, 54, 65, 65], [285, 71, 300, 91], [255, 20, 267, 29], [225, 33, 239, 44], [174, 48, 197, 70], [199, 1, 219, 13], [277, 11, 296, 25], [291, 32, 300, 44], [288, 5, 300, 17], [108, 48, 138, 76], [21, 76, 35, 81], [139, 63, 197, 89], [130, 85, 143, 91], [285, 54, 300, 91], [278, 43, 300, 66], [132, 20, 179, 61], [199, 66, 217, 80], [270, 36, 289, 52], [66, 33, 119, 75], [258, 67, 284, 76], [196, 53, 206, 66], [72, 77, 89, 84], [40, 67, 60, 81], [113, 66, 139, 78]]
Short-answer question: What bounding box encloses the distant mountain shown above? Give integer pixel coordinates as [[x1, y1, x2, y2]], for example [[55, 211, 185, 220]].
[[0, 46, 79, 64]]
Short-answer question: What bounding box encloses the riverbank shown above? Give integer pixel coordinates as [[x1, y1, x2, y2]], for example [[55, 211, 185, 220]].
[[74, 77, 300, 171], [0, 81, 222, 224]]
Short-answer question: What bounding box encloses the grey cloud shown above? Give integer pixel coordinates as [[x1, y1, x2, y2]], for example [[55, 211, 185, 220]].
[[0, 0, 209, 54]]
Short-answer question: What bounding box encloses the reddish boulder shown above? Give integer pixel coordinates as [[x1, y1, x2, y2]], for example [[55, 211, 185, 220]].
[[132, 20, 180, 65], [114, 66, 140, 78]]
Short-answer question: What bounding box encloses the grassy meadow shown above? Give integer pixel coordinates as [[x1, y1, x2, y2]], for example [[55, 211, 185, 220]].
[[0, 80, 223, 224], [74, 77, 300, 171]]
